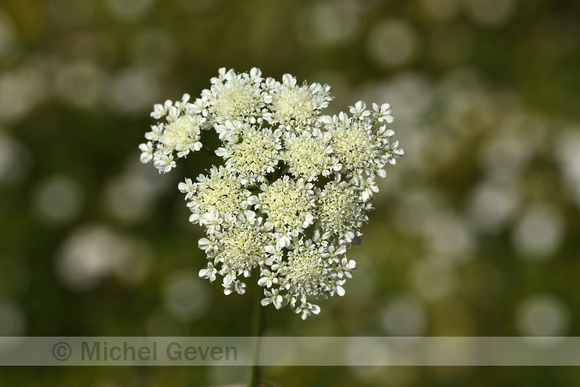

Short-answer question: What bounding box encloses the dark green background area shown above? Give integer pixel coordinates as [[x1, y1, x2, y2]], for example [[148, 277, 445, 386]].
[[1, 0, 580, 385]]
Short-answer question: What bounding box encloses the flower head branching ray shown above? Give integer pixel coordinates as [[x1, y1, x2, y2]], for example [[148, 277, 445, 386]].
[[140, 68, 403, 319]]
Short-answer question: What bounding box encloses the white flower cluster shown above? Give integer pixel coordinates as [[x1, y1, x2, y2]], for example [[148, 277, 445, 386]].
[[139, 68, 403, 319]]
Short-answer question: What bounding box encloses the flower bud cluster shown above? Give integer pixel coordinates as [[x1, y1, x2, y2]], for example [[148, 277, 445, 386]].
[[140, 68, 403, 319]]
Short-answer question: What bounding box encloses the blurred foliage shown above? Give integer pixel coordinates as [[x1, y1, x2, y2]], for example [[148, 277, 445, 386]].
[[1, 0, 580, 385]]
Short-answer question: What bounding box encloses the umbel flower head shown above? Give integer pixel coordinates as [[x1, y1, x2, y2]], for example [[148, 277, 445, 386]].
[[140, 68, 403, 319]]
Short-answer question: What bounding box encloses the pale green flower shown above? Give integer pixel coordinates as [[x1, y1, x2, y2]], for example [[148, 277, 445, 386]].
[[258, 176, 316, 245], [283, 130, 336, 181], [179, 166, 251, 225], [317, 180, 367, 243], [216, 125, 281, 185], [140, 93, 206, 173], [267, 73, 332, 127], [140, 68, 403, 319], [202, 67, 267, 124]]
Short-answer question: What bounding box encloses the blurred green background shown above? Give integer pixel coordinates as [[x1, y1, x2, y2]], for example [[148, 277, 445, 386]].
[[1, 0, 580, 385]]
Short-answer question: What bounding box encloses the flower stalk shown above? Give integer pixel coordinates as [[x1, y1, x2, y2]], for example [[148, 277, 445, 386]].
[[248, 280, 266, 387]]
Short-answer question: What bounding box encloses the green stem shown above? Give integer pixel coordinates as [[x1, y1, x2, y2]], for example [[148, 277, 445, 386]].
[[202, 146, 218, 158], [248, 282, 265, 387]]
